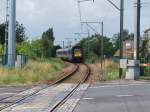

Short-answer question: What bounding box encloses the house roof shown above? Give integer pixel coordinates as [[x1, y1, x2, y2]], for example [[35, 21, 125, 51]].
[[145, 28, 150, 33]]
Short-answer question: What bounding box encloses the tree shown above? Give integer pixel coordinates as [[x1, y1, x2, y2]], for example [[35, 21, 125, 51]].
[[51, 45, 61, 57], [16, 22, 28, 43], [0, 21, 28, 44], [42, 28, 55, 42], [16, 27, 56, 59], [41, 28, 55, 58], [0, 23, 5, 45], [112, 29, 134, 51], [78, 34, 115, 62], [140, 34, 149, 63], [0, 44, 4, 55], [16, 39, 44, 59], [30, 39, 43, 59]]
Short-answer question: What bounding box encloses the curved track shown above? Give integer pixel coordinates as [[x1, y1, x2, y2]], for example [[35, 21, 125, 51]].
[[50, 63, 91, 112], [0, 63, 79, 111]]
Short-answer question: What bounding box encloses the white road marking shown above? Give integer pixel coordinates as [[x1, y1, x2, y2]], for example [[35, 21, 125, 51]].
[[0, 93, 16, 95], [90, 83, 150, 89], [90, 85, 129, 88], [116, 95, 134, 97], [83, 98, 95, 100]]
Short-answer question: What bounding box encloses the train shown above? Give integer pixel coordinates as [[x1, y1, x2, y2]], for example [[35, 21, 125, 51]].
[[56, 46, 83, 63]]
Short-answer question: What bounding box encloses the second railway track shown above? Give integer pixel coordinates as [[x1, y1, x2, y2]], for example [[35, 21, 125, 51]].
[[0, 62, 79, 111]]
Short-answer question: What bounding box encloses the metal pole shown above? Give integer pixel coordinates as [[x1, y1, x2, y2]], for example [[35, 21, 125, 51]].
[[119, 0, 124, 78], [134, 0, 141, 60], [87, 27, 90, 62], [78, 1, 83, 32], [63, 41, 65, 49], [4, 0, 9, 65], [8, 0, 16, 67], [101, 22, 104, 68]]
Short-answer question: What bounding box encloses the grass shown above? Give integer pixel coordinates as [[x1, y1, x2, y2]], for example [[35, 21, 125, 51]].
[[139, 76, 150, 80], [97, 59, 119, 81], [0, 58, 64, 85], [139, 67, 150, 80]]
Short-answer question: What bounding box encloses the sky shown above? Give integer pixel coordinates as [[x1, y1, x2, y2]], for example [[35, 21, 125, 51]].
[[0, 0, 150, 46]]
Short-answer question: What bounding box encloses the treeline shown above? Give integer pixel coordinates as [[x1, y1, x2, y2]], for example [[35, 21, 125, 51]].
[[77, 30, 135, 62], [0, 22, 59, 60], [1, 21, 147, 62], [77, 34, 115, 62], [17, 28, 61, 59]]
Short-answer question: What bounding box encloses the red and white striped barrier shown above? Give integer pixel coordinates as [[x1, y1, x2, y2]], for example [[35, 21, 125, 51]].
[[141, 64, 150, 67]]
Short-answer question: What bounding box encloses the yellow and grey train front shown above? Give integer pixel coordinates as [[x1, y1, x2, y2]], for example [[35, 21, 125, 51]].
[[72, 46, 83, 63]]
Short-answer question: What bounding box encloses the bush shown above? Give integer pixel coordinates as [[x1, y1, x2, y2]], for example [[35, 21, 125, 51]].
[[0, 44, 3, 55], [0, 58, 64, 85], [97, 59, 119, 81]]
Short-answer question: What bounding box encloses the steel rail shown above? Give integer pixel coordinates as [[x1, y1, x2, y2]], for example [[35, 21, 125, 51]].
[[50, 64, 91, 112], [0, 63, 79, 111]]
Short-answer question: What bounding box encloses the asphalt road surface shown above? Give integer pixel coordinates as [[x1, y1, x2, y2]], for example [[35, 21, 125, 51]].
[[74, 82, 150, 112]]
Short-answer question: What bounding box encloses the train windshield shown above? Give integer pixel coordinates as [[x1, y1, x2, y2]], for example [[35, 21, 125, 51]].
[[74, 48, 82, 57]]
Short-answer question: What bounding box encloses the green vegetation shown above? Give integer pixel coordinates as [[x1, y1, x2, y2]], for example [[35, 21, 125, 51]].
[[112, 29, 134, 52], [97, 59, 119, 81], [16, 28, 58, 59], [139, 76, 150, 80], [139, 66, 150, 80], [0, 22, 64, 85], [0, 21, 28, 45], [77, 30, 134, 63], [78, 34, 115, 63], [0, 22, 60, 60], [0, 44, 3, 55], [140, 33, 150, 63], [0, 58, 64, 85]]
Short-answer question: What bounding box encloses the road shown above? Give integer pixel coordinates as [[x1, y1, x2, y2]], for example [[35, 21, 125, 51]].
[[0, 82, 150, 112], [74, 82, 150, 112], [0, 86, 31, 108]]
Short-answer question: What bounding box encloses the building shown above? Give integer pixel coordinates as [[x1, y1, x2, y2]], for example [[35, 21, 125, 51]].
[[114, 40, 134, 59], [144, 28, 150, 54]]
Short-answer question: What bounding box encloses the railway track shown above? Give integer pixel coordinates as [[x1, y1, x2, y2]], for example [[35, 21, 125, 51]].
[[0, 63, 79, 111], [50, 63, 91, 112]]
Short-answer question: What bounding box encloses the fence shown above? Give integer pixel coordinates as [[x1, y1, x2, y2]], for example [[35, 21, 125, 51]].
[[0, 55, 6, 65], [0, 54, 28, 68]]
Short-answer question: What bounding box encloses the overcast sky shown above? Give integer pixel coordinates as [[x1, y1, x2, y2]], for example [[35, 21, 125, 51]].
[[0, 0, 150, 45]]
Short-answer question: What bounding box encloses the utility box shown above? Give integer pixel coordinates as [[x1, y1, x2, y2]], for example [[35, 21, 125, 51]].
[[120, 59, 128, 69], [126, 60, 140, 80]]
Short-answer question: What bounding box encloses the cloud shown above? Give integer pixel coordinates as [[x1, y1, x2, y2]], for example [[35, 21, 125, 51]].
[[0, 0, 150, 42]]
